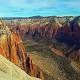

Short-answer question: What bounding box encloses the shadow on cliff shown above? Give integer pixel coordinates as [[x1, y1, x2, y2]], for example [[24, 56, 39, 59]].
[[55, 16, 80, 57]]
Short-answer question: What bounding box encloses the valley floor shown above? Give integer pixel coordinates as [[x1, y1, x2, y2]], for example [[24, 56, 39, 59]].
[[23, 38, 80, 80]]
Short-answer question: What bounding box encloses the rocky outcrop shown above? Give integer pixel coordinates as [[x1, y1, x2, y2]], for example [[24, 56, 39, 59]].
[[0, 25, 44, 79], [13, 17, 76, 40], [14, 17, 63, 40], [56, 16, 80, 45], [0, 55, 41, 80], [26, 55, 44, 79], [0, 32, 27, 70], [55, 17, 80, 61]]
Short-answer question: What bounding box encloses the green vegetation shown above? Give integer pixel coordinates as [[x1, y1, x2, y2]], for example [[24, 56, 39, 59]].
[[53, 56, 80, 80], [24, 39, 80, 80]]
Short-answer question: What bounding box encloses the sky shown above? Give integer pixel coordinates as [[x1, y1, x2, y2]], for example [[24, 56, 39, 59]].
[[0, 0, 80, 17]]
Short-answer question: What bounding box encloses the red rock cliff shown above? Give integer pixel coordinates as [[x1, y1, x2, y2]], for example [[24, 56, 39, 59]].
[[0, 27, 43, 79]]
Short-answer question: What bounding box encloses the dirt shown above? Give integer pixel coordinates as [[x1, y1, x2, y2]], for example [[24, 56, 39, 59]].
[[23, 39, 80, 80], [51, 48, 65, 57]]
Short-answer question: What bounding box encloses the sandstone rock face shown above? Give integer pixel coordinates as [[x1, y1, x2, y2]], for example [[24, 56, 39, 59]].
[[13, 17, 75, 40], [56, 16, 80, 45], [55, 17, 80, 62], [0, 55, 41, 80], [0, 32, 27, 70], [14, 17, 63, 40], [26, 56, 44, 80], [0, 25, 43, 79]]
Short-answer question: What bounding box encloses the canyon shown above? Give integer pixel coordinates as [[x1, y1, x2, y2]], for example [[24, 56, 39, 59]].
[[0, 16, 80, 80], [9, 16, 80, 62]]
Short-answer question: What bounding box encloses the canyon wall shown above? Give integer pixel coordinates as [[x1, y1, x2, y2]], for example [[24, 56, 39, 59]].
[[12, 16, 80, 62], [0, 25, 43, 79]]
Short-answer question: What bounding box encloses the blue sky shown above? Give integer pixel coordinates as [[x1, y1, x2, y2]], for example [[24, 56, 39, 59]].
[[0, 0, 80, 17]]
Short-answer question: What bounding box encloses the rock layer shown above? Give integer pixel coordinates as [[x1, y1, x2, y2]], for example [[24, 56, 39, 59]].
[[0, 25, 43, 79], [12, 16, 80, 62], [0, 55, 41, 80]]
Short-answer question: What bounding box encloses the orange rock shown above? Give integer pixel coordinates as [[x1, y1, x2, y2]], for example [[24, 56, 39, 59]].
[[0, 32, 27, 70], [0, 32, 44, 79]]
